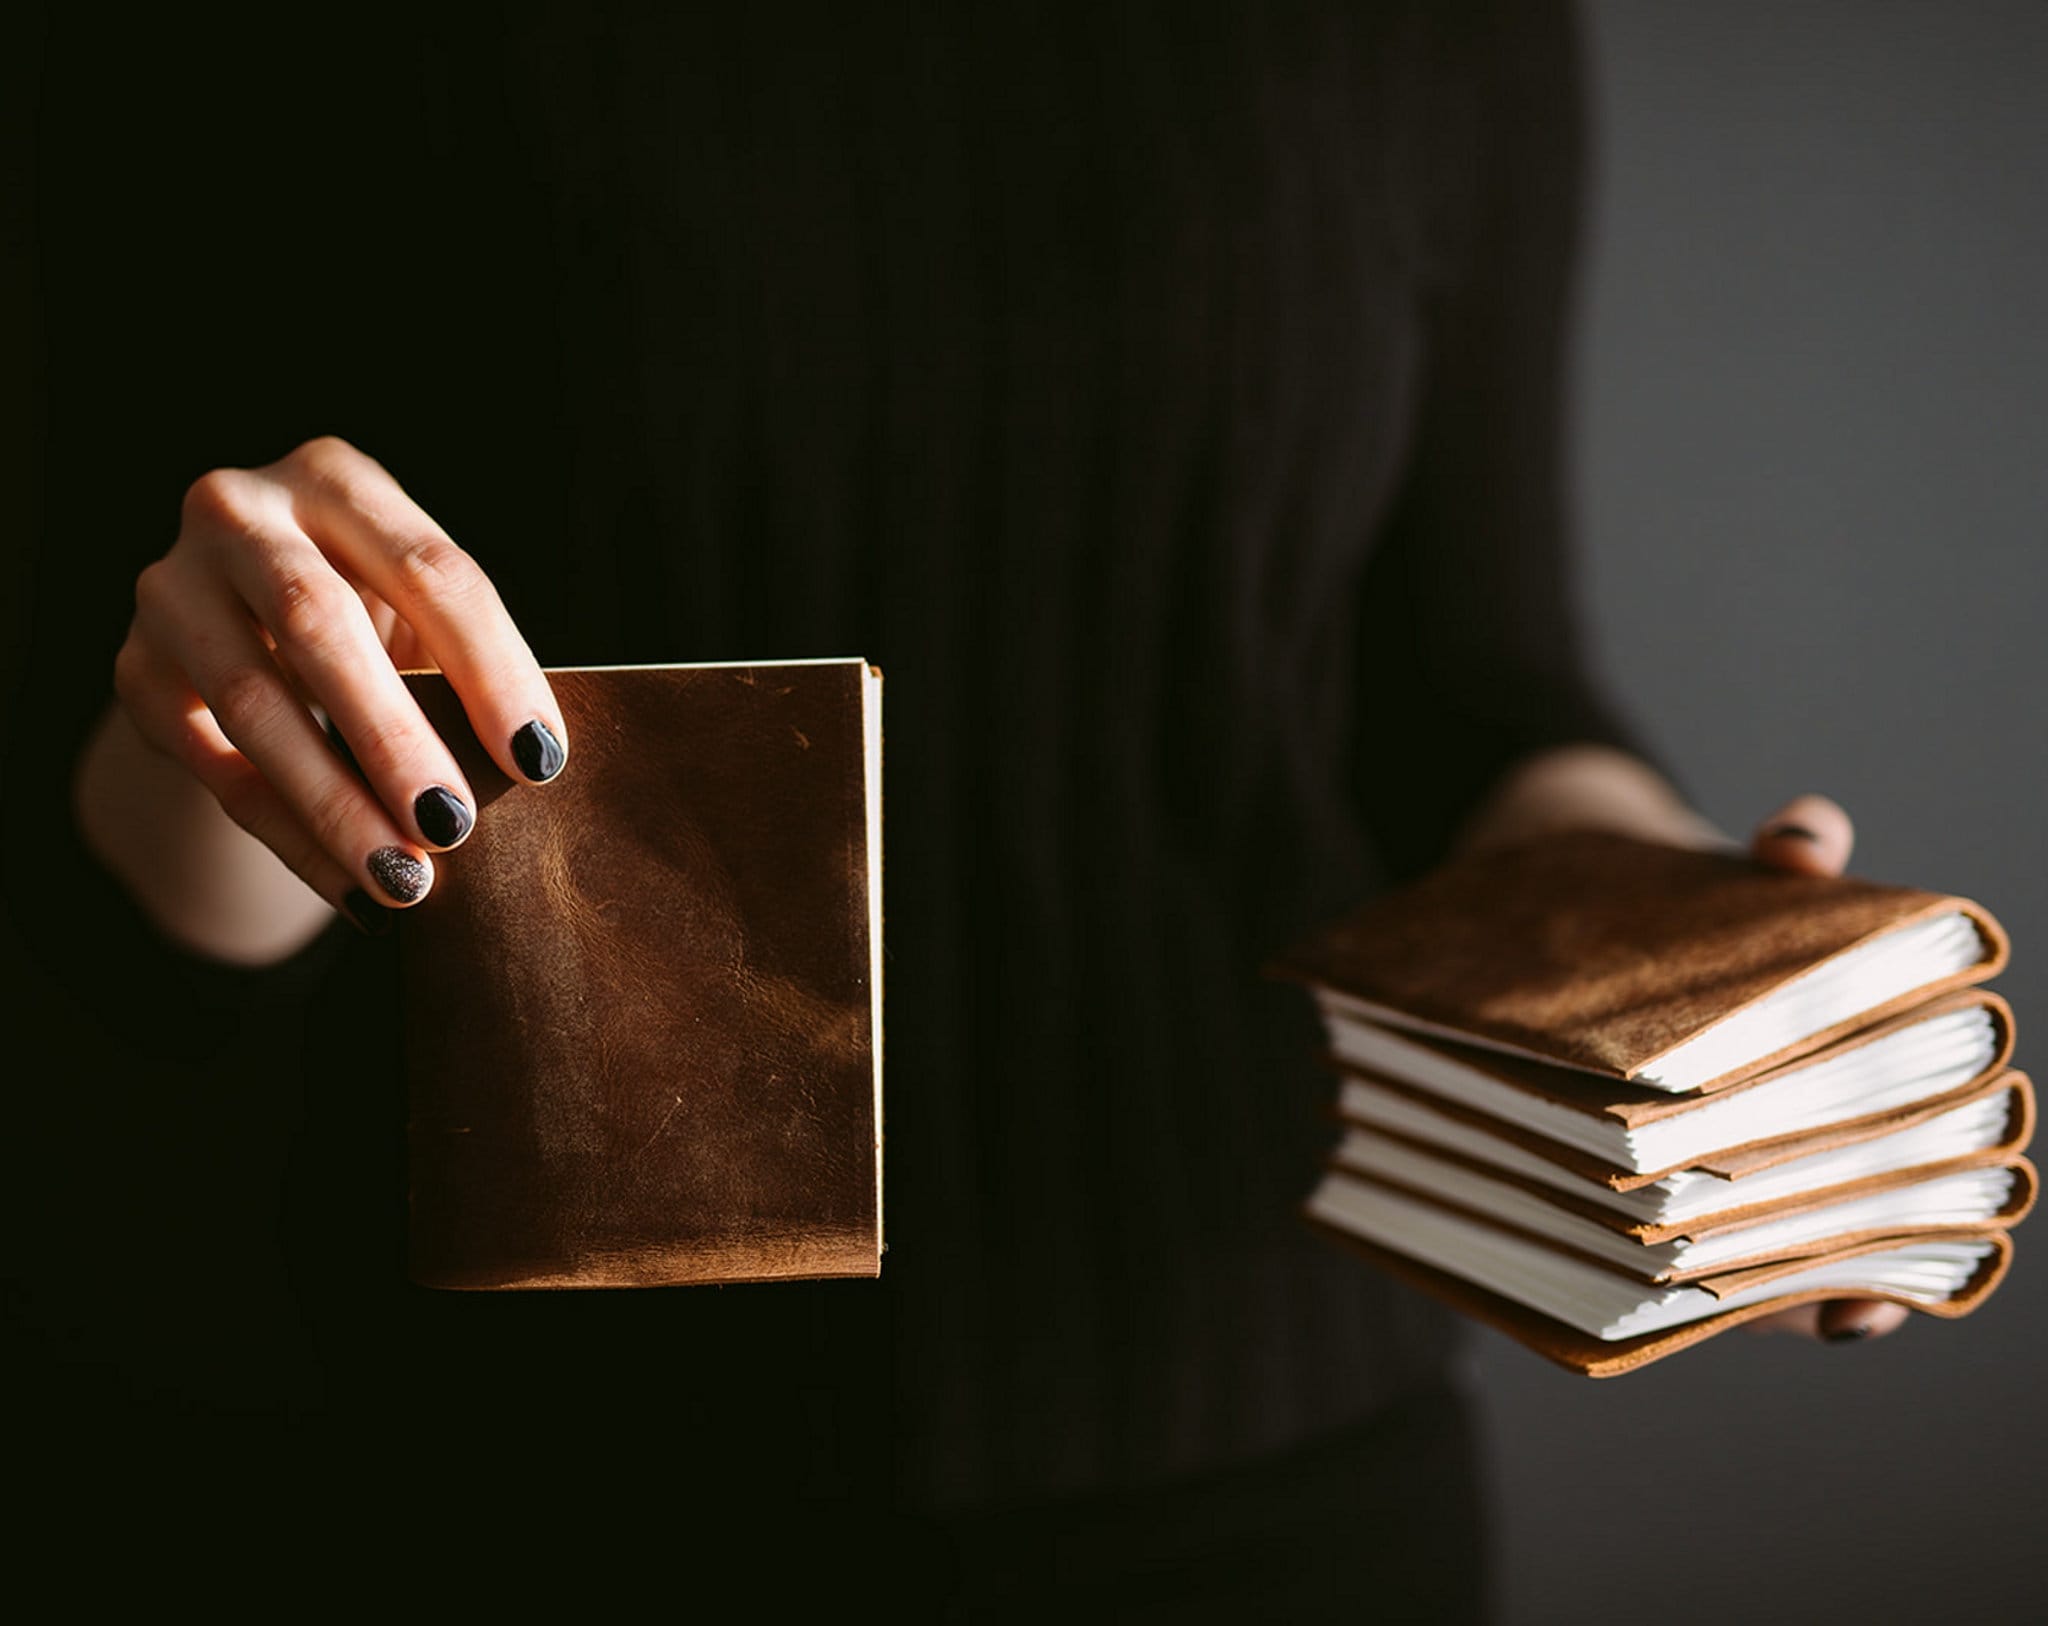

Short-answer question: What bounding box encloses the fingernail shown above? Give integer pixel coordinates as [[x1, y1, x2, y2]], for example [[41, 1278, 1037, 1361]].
[[414, 785, 474, 848], [341, 889, 394, 938], [511, 719, 566, 783], [1825, 1322, 1873, 1344], [1765, 823, 1820, 843], [368, 846, 430, 904]]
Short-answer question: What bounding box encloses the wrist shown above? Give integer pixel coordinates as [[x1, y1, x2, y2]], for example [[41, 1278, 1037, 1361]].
[[1452, 744, 1729, 860]]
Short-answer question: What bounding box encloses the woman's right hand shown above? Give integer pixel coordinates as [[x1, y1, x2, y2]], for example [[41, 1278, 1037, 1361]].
[[109, 435, 568, 929]]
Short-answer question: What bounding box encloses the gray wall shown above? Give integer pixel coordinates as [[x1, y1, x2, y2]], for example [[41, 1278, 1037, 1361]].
[[1470, 5, 2048, 1619]]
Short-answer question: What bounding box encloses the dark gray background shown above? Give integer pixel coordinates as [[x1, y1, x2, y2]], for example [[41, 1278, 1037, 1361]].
[[5, 1, 2041, 1593], [1469, 4, 2048, 1618]]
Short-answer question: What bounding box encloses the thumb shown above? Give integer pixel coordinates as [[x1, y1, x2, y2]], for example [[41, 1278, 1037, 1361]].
[[1751, 793, 1855, 877]]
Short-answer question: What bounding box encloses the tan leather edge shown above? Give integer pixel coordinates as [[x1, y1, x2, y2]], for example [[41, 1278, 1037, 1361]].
[[425, 1266, 885, 1292], [2004, 1070, 2036, 1157], [1692, 1214, 2022, 1297], [1329, 1086, 2032, 1244], [1617, 988, 2013, 1123], [1324, 1121, 1652, 1226], [415, 1230, 884, 1291], [1323, 1161, 2031, 1286], [1304, 1214, 2014, 1378], [1634, 896, 2012, 1087], [1330, 1059, 2021, 1192], [1665, 1161, 2030, 1280], [2004, 1155, 2037, 1225], [1318, 1166, 1677, 1278], [1679, 976, 2015, 1099], [1700, 1065, 2030, 1177], [1322, 988, 2009, 1130], [1659, 1121, 2035, 1242]]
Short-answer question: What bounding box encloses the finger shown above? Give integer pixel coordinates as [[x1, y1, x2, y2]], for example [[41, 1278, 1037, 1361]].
[[1750, 793, 1855, 877], [275, 438, 568, 786], [114, 633, 391, 936], [134, 557, 436, 907], [1742, 1298, 1908, 1343], [1817, 1298, 1909, 1344], [205, 501, 479, 851]]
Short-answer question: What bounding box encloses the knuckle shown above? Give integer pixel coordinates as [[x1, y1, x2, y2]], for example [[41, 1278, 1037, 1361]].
[[132, 559, 174, 622], [301, 777, 362, 856], [211, 763, 273, 835], [209, 662, 285, 742], [336, 709, 409, 781], [180, 466, 249, 528], [111, 635, 151, 706], [267, 566, 352, 655], [283, 435, 384, 506], [286, 434, 359, 479], [390, 535, 479, 604], [130, 561, 180, 630]]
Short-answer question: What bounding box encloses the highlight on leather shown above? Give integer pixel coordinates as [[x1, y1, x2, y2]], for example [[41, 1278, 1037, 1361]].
[[398, 662, 883, 1290]]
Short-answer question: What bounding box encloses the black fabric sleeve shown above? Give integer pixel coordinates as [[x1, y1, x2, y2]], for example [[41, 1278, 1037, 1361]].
[[1350, 0, 1673, 884], [3, 9, 361, 1068]]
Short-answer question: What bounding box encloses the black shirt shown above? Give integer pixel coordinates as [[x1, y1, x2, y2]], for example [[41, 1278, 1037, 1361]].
[[14, 0, 1653, 1506]]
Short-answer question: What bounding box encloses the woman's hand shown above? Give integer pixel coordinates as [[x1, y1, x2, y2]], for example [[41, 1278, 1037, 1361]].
[[1455, 750, 1909, 1345], [80, 436, 567, 957], [1740, 793, 1908, 1344]]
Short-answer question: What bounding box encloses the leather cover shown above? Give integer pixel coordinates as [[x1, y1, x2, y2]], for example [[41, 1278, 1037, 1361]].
[[1276, 830, 2008, 1088], [398, 662, 882, 1289], [1335, 1073, 2036, 1245], [1328, 991, 2015, 1188], [1326, 1154, 2036, 1283], [1700, 1064, 2031, 1178], [1306, 1218, 2016, 1377]]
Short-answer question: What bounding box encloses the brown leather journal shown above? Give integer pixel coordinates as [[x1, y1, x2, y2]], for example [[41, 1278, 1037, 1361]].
[[1326, 1143, 2037, 1282], [397, 661, 883, 1290], [1327, 989, 2016, 1187], [1335, 1071, 2036, 1244], [1276, 830, 2008, 1091], [1309, 1217, 2017, 1377]]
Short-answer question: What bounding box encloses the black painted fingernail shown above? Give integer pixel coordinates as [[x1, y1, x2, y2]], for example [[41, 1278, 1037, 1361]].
[[511, 720, 566, 783], [368, 846, 430, 904], [414, 785, 474, 848], [341, 889, 394, 937], [1825, 1322, 1873, 1344], [1765, 823, 1820, 843]]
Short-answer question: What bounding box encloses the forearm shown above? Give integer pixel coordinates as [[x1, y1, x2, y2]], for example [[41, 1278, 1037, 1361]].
[[73, 700, 336, 967], [1451, 742, 1731, 860]]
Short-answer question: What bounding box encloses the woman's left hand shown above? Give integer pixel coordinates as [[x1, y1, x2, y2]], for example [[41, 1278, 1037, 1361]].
[[1739, 792, 1909, 1345], [1454, 754, 1912, 1346]]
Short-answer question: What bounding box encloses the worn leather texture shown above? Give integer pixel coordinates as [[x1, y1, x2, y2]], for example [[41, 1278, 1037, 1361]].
[[1327, 990, 2015, 1188], [1277, 830, 2009, 1086], [399, 663, 881, 1289], [1307, 1218, 2017, 1377]]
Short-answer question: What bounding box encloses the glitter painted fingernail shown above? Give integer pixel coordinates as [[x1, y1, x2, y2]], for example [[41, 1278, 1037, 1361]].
[[368, 846, 430, 904]]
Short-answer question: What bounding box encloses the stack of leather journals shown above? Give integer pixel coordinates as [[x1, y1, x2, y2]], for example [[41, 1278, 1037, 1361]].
[[1276, 831, 2031, 1374]]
